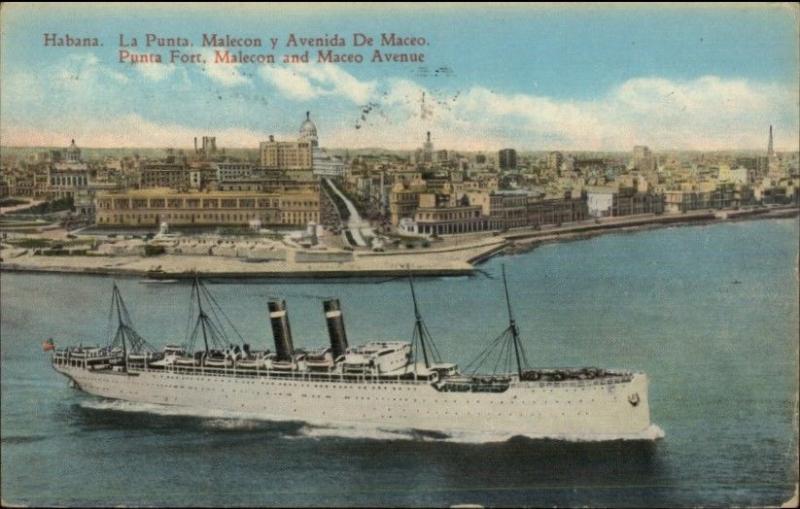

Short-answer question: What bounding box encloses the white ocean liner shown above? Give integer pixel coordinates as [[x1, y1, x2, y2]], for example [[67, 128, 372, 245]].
[[50, 270, 656, 440]]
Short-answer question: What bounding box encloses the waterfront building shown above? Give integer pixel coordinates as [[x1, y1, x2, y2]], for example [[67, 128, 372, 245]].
[[407, 190, 587, 235], [95, 187, 320, 227], [389, 178, 428, 225], [586, 187, 616, 217], [587, 185, 663, 217], [414, 201, 487, 235], [527, 193, 587, 226], [489, 190, 528, 229], [662, 181, 750, 213], [612, 186, 664, 216]]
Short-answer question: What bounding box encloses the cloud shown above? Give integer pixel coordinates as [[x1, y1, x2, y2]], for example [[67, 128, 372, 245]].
[[200, 50, 250, 87], [0, 113, 268, 149], [259, 64, 376, 104], [1, 51, 797, 152], [322, 74, 799, 152], [136, 63, 177, 82]]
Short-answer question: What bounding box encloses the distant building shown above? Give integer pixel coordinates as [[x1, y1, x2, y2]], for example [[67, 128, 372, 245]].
[[414, 132, 435, 164], [547, 151, 563, 174], [632, 146, 656, 173], [193, 136, 218, 159], [767, 124, 774, 159], [139, 162, 190, 190], [47, 139, 91, 199], [65, 139, 81, 163], [215, 162, 255, 182], [498, 149, 517, 170], [766, 125, 784, 180]]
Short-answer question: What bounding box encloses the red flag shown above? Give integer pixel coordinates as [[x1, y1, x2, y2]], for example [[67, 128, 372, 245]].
[[42, 339, 55, 352]]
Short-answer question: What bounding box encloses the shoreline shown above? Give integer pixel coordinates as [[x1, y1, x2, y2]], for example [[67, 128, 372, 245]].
[[1, 206, 797, 280], [497, 206, 799, 257]]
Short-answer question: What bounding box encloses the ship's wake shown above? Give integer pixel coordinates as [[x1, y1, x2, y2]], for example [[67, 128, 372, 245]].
[[77, 399, 665, 443], [298, 423, 665, 444]]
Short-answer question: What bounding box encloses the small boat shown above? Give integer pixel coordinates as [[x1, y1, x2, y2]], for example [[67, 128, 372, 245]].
[[139, 279, 179, 285]]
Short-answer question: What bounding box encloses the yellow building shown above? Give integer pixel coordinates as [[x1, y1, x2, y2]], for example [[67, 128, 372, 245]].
[[388, 178, 428, 225], [259, 136, 313, 171], [95, 188, 319, 227]]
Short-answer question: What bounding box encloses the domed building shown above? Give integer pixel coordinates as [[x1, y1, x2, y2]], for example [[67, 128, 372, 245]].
[[300, 111, 345, 178], [298, 111, 318, 148], [65, 139, 82, 163]]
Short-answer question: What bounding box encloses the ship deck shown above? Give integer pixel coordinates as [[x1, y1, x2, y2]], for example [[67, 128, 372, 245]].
[[53, 356, 635, 389]]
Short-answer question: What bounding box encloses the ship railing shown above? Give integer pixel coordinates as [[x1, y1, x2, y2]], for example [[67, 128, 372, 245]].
[[514, 374, 635, 388], [127, 363, 430, 385]]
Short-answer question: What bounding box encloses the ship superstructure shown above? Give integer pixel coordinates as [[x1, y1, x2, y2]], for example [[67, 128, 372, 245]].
[[50, 270, 655, 439]]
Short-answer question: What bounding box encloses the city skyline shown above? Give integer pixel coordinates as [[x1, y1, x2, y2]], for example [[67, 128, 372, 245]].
[[1, 4, 798, 152]]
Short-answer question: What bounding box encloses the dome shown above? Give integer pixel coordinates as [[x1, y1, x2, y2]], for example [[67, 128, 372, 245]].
[[298, 111, 318, 146]]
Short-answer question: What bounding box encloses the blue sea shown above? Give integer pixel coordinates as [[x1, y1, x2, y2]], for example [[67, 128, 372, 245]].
[[1, 218, 798, 507]]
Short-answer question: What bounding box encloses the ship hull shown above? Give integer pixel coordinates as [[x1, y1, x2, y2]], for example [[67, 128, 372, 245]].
[[54, 364, 654, 440]]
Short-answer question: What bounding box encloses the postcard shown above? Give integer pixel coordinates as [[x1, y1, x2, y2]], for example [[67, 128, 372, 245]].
[[1, 3, 798, 507]]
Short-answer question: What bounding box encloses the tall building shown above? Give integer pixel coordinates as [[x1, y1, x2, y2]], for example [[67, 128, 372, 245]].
[[498, 148, 517, 170], [632, 146, 656, 173], [415, 131, 434, 163], [259, 136, 313, 171]]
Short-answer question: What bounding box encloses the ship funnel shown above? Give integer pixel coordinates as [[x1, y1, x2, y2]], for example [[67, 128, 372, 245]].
[[268, 300, 294, 362], [323, 299, 348, 359]]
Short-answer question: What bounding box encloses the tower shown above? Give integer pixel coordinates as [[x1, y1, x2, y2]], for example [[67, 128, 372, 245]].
[[767, 125, 774, 158]]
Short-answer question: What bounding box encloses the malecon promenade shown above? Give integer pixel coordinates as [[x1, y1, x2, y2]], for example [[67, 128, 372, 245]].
[[2, 206, 796, 279]]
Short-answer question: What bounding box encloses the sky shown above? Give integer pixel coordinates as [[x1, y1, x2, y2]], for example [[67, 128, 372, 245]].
[[1, 3, 798, 152]]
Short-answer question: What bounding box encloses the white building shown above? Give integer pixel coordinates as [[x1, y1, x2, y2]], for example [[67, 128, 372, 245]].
[[586, 187, 616, 218], [299, 111, 346, 178]]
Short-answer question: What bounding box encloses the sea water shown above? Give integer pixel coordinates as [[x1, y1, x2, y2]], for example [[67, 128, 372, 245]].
[[1, 218, 797, 507]]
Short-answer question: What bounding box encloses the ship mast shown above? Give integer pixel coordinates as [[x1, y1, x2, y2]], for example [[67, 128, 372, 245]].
[[107, 283, 155, 366], [408, 273, 430, 369], [193, 275, 210, 355], [502, 265, 524, 379], [112, 283, 128, 372]]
